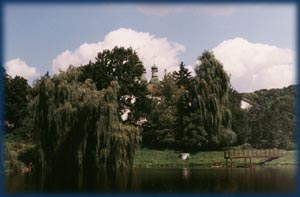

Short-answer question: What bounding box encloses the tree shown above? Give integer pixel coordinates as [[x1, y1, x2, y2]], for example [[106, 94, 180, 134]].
[[142, 73, 184, 149], [5, 74, 31, 133], [176, 51, 236, 151], [175, 111, 208, 151], [79, 47, 147, 120], [194, 51, 235, 147], [250, 95, 295, 149], [173, 62, 192, 88], [228, 88, 251, 145], [32, 67, 141, 174]]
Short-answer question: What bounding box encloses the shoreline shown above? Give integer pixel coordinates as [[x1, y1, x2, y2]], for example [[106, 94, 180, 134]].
[[133, 149, 297, 168]]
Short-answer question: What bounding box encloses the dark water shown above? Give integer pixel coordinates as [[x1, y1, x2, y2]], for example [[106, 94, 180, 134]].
[[5, 166, 296, 193]]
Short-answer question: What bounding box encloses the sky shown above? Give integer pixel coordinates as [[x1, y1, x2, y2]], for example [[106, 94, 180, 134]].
[[4, 3, 297, 92]]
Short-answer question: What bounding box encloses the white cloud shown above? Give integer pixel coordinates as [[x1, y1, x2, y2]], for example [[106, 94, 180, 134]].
[[5, 58, 39, 80], [52, 28, 186, 80], [212, 38, 296, 92]]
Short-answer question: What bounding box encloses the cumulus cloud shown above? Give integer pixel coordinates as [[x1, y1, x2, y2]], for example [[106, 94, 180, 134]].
[[52, 28, 186, 80], [212, 38, 295, 92], [5, 58, 39, 80]]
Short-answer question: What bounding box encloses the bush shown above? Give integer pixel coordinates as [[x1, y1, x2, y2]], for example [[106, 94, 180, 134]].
[[240, 143, 253, 150], [4, 142, 25, 173], [227, 143, 253, 150], [285, 142, 296, 150]]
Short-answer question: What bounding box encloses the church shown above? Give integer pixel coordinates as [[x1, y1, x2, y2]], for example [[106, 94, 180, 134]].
[[121, 63, 162, 122], [141, 64, 162, 99]]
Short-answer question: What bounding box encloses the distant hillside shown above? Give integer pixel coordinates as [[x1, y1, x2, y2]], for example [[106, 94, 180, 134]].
[[241, 85, 297, 108], [239, 84, 297, 149]]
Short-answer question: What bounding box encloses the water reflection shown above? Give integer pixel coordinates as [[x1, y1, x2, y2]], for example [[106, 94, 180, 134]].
[[5, 166, 296, 193], [182, 167, 190, 181]]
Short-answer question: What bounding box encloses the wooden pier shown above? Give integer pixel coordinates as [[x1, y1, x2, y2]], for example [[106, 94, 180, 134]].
[[224, 149, 286, 168]]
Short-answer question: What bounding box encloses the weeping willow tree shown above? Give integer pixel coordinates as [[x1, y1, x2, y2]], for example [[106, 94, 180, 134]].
[[31, 67, 140, 174], [194, 51, 236, 147]]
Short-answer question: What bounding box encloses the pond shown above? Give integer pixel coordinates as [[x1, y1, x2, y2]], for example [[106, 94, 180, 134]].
[[5, 166, 296, 193]]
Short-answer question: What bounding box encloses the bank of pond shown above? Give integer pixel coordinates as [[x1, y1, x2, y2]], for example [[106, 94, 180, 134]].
[[133, 149, 297, 168], [4, 149, 297, 193]]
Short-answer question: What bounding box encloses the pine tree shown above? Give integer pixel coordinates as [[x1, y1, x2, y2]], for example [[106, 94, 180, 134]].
[[173, 62, 192, 88]]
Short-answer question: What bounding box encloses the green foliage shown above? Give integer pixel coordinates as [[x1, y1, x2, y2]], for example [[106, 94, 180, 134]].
[[173, 62, 192, 88], [142, 73, 184, 149], [245, 85, 296, 149], [4, 142, 25, 173], [177, 112, 208, 151], [4, 47, 296, 176], [4, 136, 36, 174], [194, 51, 232, 137], [285, 142, 296, 150], [79, 47, 147, 122], [80, 47, 144, 92], [229, 143, 253, 150], [219, 128, 237, 147], [228, 88, 251, 144], [32, 67, 141, 174], [176, 51, 235, 151], [4, 74, 31, 133]]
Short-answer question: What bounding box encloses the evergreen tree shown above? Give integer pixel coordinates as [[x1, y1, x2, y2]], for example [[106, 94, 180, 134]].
[[173, 62, 192, 88], [142, 73, 184, 149]]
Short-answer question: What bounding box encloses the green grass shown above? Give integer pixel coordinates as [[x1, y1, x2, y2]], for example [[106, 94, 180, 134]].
[[133, 149, 297, 168]]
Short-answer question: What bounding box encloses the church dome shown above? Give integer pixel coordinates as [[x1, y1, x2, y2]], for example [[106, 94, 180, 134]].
[[140, 70, 148, 84]]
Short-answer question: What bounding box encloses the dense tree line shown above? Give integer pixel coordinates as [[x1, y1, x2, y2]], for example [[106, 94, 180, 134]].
[[5, 47, 145, 174], [142, 52, 296, 151], [244, 85, 296, 149], [143, 52, 236, 151], [4, 47, 296, 174]]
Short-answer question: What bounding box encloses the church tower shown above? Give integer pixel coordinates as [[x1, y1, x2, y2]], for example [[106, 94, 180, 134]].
[[140, 69, 148, 84], [150, 64, 159, 84]]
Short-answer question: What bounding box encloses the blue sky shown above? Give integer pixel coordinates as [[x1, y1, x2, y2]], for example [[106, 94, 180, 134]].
[[4, 3, 296, 92]]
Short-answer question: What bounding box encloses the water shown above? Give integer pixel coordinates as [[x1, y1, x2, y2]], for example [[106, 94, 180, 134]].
[[5, 166, 296, 193]]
